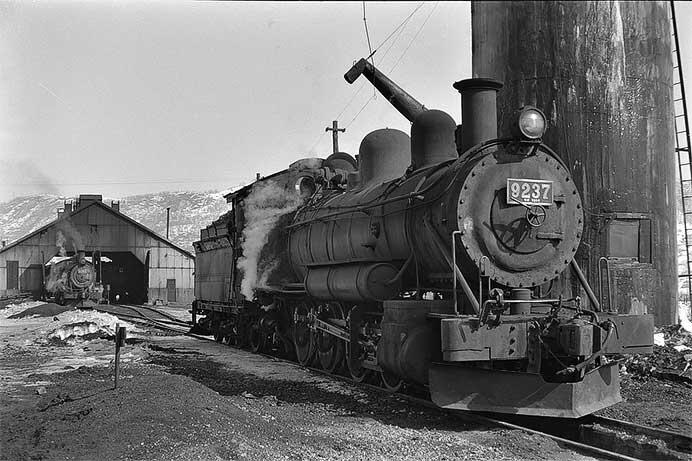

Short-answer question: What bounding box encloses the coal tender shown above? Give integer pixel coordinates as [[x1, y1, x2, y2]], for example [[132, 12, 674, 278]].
[[192, 58, 653, 417]]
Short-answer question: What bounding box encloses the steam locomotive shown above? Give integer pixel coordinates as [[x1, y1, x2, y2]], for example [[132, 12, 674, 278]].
[[192, 59, 653, 417], [46, 250, 103, 306]]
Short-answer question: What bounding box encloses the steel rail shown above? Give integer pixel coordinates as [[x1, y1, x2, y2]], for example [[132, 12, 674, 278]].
[[97, 304, 191, 328], [119, 304, 192, 325], [93, 305, 192, 335], [107, 312, 190, 335], [97, 305, 215, 341], [585, 415, 692, 455]]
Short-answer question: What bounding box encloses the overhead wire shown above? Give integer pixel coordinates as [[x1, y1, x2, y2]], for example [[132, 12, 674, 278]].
[[334, 6, 411, 122], [310, 2, 426, 152], [362, 2, 374, 64], [346, 2, 435, 128], [366, 2, 425, 60], [389, 1, 439, 73], [345, 94, 377, 129], [363, 1, 376, 98], [5, 177, 252, 187]]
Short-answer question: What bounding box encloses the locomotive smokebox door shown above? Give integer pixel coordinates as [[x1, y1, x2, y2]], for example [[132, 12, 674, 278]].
[[455, 148, 583, 288]]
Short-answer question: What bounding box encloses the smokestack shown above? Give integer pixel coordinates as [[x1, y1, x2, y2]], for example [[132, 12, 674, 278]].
[[1, 240, 5, 248], [256, 173, 261, 181], [77, 250, 86, 265], [111, 201, 120, 212], [453, 78, 503, 153], [166, 207, 171, 240]]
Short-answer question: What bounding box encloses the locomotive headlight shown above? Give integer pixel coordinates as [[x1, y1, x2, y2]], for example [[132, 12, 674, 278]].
[[516, 106, 546, 140]]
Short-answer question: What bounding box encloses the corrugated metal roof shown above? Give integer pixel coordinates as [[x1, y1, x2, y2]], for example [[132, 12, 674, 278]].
[[0, 200, 195, 259]]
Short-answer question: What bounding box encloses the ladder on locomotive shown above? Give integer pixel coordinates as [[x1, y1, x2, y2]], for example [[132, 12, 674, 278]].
[[672, 1, 692, 299]]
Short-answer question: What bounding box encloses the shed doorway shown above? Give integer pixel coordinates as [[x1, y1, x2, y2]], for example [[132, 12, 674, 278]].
[[100, 252, 146, 304], [6, 260, 18, 290], [166, 278, 176, 303]]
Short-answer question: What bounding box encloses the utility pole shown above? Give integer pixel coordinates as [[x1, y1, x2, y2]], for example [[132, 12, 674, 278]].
[[166, 207, 170, 240], [325, 120, 345, 155]]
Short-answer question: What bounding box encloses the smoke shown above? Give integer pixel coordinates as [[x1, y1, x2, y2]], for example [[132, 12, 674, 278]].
[[56, 220, 84, 253], [56, 231, 67, 257], [237, 180, 303, 300], [45, 267, 68, 293], [0, 159, 60, 201], [679, 302, 692, 334], [48, 220, 84, 294]]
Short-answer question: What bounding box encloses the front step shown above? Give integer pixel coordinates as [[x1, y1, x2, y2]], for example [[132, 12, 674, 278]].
[[429, 362, 621, 418]]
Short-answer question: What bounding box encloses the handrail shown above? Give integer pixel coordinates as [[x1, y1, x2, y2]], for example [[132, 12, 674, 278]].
[[571, 260, 601, 311], [424, 223, 478, 314]]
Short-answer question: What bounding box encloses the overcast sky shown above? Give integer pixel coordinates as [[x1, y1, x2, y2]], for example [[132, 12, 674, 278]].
[[1, 1, 691, 202]]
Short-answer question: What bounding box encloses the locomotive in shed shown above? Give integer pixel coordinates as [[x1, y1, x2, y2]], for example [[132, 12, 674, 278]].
[[45, 250, 104, 307], [192, 58, 654, 417]]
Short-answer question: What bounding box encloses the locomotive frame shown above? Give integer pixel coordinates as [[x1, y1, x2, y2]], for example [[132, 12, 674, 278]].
[[192, 58, 654, 418]]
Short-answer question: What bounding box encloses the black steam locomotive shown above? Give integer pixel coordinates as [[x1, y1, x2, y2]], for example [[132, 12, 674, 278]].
[[192, 59, 653, 417], [45, 250, 103, 306]]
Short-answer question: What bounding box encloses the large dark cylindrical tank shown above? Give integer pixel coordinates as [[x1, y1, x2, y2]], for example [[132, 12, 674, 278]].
[[472, 1, 677, 324]]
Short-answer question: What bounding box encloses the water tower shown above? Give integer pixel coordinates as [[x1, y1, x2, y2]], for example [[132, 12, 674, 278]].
[[471, 1, 677, 324]]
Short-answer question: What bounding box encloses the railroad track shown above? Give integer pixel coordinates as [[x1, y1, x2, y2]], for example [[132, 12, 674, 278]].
[[582, 415, 692, 459], [94, 304, 192, 335], [300, 363, 691, 461], [95, 308, 691, 460], [119, 304, 191, 325], [482, 412, 692, 461], [238, 343, 691, 461]]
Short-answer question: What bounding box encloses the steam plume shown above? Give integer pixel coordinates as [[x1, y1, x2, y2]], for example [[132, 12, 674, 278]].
[[56, 231, 67, 256], [56, 220, 84, 252], [46, 268, 68, 293], [48, 220, 85, 294], [237, 180, 302, 299]]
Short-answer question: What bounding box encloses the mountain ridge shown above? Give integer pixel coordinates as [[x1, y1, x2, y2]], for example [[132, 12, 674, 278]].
[[0, 192, 230, 252]]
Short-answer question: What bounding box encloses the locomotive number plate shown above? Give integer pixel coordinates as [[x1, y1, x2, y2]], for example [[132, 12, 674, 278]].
[[506, 178, 553, 206]]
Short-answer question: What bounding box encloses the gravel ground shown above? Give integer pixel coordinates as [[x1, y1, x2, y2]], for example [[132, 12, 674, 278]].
[[1, 337, 596, 461], [596, 375, 692, 434], [0, 302, 687, 460]]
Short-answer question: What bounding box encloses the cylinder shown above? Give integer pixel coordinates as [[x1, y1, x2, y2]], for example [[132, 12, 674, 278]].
[[305, 263, 401, 302], [472, 1, 677, 325], [453, 78, 503, 153]]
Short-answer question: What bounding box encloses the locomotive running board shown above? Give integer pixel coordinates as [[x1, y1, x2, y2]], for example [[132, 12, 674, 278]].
[[429, 362, 621, 418]]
